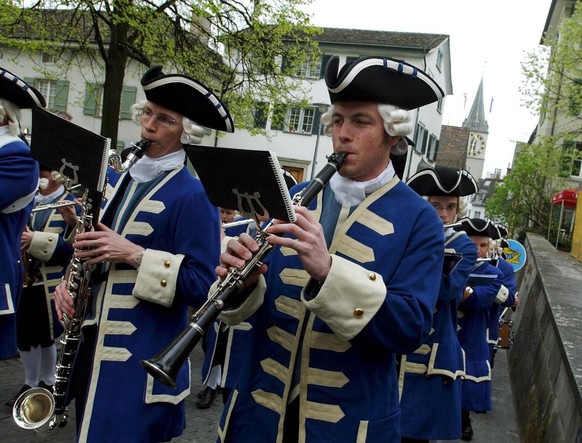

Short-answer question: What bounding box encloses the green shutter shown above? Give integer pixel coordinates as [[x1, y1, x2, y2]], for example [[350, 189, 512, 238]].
[[311, 107, 322, 135], [83, 83, 98, 116], [270, 104, 285, 131], [53, 80, 69, 112], [253, 101, 268, 129], [320, 55, 331, 78], [120, 85, 137, 120]]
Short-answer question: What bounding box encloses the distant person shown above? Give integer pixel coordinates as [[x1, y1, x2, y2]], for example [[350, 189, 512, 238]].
[[0, 67, 44, 360], [454, 218, 506, 441], [402, 166, 479, 442]]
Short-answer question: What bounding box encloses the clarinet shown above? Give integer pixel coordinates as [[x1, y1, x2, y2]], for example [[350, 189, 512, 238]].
[[13, 189, 96, 432], [141, 151, 347, 388]]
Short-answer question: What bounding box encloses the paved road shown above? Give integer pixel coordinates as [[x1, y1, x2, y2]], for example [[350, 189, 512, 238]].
[[0, 343, 520, 442]]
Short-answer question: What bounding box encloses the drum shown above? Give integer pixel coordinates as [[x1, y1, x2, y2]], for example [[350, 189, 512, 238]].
[[497, 319, 513, 349]]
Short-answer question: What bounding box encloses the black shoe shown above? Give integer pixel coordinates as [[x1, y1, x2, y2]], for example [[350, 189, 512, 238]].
[[38, 381, 54, 393], [196, 386, 218, 409], [5, 384, 32, 407], [461, 416, 473, 441]]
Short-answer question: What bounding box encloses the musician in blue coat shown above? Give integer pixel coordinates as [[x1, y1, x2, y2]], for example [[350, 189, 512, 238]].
[[487, 233, 517, 366], [213, 55, 445, 442], [454, 218, 507, 441], [402, 166, 479, 442], [0, 68, 44, 360], [54, 66, 233, 443]]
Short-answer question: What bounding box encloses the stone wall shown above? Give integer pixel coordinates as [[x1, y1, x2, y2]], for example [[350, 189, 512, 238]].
[[510, 233, 582, 442]]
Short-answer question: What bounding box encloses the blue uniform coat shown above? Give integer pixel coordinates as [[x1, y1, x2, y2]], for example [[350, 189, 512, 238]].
[[400, 230, 477, 440], [487, 257, 516, 355], [0, 132, 39, 359], [75, 166, 220, 443], [217, 178, 444, 443], [458, 261, 503, 412]]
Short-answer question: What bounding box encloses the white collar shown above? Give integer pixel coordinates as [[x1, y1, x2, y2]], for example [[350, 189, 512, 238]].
[[35, 185, 65, 205], [330, 162, 396, 206], [129, 150, 185, 183]]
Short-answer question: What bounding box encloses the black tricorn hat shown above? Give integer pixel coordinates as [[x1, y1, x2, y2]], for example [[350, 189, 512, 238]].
[[455, 218, 501, 240], [140, 66, 234, 133], [496, 224, 508, 238], [407, 166, 478, 197], [325, 56, 445, 109], [0, 67, 46, 108]]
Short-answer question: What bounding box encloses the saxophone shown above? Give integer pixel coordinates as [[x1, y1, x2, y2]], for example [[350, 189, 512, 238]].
[[13, 189, 96, 432]]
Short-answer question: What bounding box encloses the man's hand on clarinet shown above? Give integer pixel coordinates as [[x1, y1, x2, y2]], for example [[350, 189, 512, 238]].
[[73, 222, 143, 266], [216, 233, 267, 287], [54, 280, 75, 322], [267, 206, 331, 283]]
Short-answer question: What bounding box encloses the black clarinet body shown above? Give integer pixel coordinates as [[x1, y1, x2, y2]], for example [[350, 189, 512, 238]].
[[141, 151, 347, 388]]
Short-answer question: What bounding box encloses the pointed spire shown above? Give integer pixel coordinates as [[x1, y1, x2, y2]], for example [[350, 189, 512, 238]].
[[462, 77, 489, 133]]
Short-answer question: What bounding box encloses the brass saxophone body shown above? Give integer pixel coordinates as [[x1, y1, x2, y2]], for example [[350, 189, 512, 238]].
[[13, 189, 95, 432]]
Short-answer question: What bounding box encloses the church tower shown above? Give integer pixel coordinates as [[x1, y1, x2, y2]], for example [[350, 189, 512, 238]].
[[463, 77, 489, 179]]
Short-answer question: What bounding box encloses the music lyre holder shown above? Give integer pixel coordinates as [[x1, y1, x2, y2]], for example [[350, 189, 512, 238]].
[[184, 145, 297, 227]]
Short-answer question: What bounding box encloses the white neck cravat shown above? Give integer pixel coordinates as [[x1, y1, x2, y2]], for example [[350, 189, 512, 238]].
[[330, 162, 396, 206], [35, 185, 65, 205], [129, 150, 185, 183]]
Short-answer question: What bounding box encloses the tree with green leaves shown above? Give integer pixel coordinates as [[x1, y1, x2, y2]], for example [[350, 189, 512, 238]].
[[0, 0, 320, 145], [486, 138, 568, 241], [488, 2, 581, 241]]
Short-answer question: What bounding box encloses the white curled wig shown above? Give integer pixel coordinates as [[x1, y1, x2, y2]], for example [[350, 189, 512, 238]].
[[457, 196, 470, 219], [130, 100, 206, 145], [0, 98, 22, 136], [320, 103, 413, 155]]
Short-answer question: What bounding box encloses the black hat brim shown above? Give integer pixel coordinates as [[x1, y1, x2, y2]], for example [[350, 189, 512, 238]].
[[325, 56, 444, 109], [407, 167, 478, 197], [0, 67, 46, 109], [141, 66, 234, 133], [455, 218, 500, 239]]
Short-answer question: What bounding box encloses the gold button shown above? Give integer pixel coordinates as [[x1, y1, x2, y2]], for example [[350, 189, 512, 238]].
[[48, 237, 54, 242], [43, 249, 48, 254], [369, 272, 376, 281], [164, 260, 171, 268], [160, 280, 167, 287], [353, 308, 364, 318]]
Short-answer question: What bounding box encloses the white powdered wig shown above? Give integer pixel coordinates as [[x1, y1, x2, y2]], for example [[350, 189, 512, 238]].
[[321, 103, 412, 155], [0, 98, 22, 136]]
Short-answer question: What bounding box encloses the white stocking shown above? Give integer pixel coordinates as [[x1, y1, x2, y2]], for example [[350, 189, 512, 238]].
[[18, 345, 41, 387], [39, 344, 57, 385]]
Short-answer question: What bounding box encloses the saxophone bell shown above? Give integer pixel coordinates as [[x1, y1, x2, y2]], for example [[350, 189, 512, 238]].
[[108, 138, 151, 173], [12, 387, 66, 432]]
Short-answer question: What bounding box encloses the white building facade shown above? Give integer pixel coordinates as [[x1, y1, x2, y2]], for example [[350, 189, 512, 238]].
[[1, 27, 452, 182]]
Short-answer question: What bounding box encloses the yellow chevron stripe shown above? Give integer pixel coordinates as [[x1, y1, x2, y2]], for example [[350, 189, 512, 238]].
[[310, 330, 351, 352]]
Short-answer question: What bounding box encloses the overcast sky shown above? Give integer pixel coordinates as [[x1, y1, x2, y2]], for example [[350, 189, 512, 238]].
[[301, 0, 553, 178]]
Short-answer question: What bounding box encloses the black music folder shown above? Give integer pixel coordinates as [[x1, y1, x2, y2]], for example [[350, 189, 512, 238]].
[[30, 107, 109, 194], [184, 145, 296, 223]]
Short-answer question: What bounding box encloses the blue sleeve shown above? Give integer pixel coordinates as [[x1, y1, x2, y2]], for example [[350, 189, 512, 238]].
[[460, 263, 503, 314], [440, 236, 478, 306]]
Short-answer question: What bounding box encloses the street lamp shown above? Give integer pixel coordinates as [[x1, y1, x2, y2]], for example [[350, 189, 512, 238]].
[[310, 102, 330, 179]]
